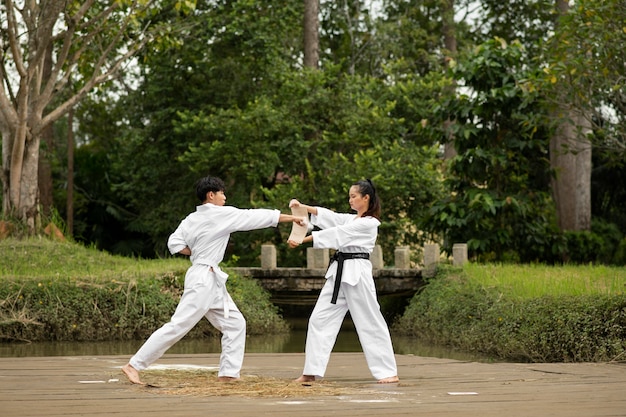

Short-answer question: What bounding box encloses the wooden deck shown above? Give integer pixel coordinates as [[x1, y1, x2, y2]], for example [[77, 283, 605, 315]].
[[1, 352, 624, 417]]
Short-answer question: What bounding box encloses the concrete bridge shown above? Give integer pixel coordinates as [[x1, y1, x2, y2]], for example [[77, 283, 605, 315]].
[[230, 243, 469, 305]]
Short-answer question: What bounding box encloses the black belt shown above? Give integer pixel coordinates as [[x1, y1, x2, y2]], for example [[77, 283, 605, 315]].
[[328, 251, 370, 304]]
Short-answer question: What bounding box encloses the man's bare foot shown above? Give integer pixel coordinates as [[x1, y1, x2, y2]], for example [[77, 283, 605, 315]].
[[377, 376, 400, 384], [217, 376, 239, 382], [121, 363, 144, 385], [294, 375, 316, 383]]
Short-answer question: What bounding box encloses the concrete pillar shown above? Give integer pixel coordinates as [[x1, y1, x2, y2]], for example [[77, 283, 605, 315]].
[[371, 245, 384, 269], [423, 243, 440, 277], [394, 246, 411, 269], [261, 244, 277, 269], [307, 247, 329, 269], [453, 243, 468, 267]]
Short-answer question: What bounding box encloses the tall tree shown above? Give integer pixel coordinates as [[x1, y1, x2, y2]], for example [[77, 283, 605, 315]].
[[303, 0, 320, 68], [0, 0, 192, 232], [540, 0, 626, 231], [441, 0, 458, 160], [548, 0, 592, 231]]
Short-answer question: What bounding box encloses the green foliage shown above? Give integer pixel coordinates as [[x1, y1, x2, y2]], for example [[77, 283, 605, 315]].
[[0, 239, 288, 341], [175, 65, 447, 263], [377, 0, 450, 76], [561, 220, 624, 265], [562, 231, 603, 264], [614, 239, 626, 265], [56, 0, 624, 265], [394, 265, 626, 362], [470, 0, 555, 58], [423, 38, 560, 262], [537, 0, 626, 162]]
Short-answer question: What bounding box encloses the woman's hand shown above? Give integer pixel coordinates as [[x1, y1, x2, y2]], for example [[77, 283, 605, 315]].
[[294, 217, 307, 227], [287, 239, 301, 248], [289, 199, 301, 208]]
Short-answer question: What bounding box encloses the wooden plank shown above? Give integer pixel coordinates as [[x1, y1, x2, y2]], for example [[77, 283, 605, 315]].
[[0, 353, 624, 417]]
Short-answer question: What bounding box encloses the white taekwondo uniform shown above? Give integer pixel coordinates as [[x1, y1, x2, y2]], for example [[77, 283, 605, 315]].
[[129, 203, 280, 378], [302, 207, 398, 380]]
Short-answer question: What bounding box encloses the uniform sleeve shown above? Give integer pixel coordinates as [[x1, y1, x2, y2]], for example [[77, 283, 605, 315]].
[[311, 207, 355, 229], [230, 208, 281, 232], [312, 218, 377, 250], [167, 221, 189, 255]]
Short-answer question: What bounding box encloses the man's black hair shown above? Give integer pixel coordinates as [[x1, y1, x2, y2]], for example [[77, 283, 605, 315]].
[[195, 176, 226, 202]]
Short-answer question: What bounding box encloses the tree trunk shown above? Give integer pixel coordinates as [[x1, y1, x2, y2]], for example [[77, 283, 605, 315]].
[[18, 133, 42, 231], [1, 125, 12, 214], [303, 0, 319, 69], [442, 0, 458, 160], [38, 124, 55, 219], [550, 0, 592, 232], [38, 44, 55, 218], [550, 110, 592, 231], [67, 109, 75, 236]]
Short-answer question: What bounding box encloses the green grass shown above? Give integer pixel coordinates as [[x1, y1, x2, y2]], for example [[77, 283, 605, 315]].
[[0, 237, 189, 282], [463, 263, 626, 299]]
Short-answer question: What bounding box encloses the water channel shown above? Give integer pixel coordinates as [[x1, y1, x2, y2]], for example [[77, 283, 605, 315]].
[[0, 318, 496, 362]]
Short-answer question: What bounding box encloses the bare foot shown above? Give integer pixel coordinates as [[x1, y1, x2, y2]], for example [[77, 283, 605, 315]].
[[377, 376, 400, 384], [121, 363, 144, 385], [217, 376, 240, 382], [294, 375, 316, 383]]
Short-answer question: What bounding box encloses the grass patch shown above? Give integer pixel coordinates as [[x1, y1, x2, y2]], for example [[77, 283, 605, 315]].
[[0, 238, 288, 342], [0, 237, 189, 281], [394, 264, 626, 363], [463, 263, 626, 298]]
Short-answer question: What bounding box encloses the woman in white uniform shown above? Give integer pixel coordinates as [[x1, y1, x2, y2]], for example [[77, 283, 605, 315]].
[[122, 176, 306, 385], [288, 179, 399, 384]]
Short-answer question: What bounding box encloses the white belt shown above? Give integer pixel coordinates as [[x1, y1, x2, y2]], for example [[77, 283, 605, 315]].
[[202, 264, 230, 319]]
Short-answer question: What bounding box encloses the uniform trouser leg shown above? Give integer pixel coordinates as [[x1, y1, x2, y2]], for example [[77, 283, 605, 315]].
[[205, 295, 246, 378], [302, 278, 348, 377], [129, 276, 214, 371], [129, 269, 247, 378], [344, 278, 398, 380]]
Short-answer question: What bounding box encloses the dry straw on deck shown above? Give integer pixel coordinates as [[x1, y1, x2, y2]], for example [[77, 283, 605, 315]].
[[142, 370, 365, 398]]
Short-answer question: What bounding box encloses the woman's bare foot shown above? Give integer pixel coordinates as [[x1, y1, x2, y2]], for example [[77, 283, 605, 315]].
[[217, 376, 239, 382], [294, 375, 316, 383], [377, 376, 400, 384], [121, 363, 144, 385]]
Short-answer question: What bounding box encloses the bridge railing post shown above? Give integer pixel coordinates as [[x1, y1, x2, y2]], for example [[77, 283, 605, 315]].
[[394, 246, 411, 269], [261, 244, 277, 269], [423, 243, 440, 277], [307, 247, 329, 269], [453, 243, 468, 266], [371, 245, 384, 269]]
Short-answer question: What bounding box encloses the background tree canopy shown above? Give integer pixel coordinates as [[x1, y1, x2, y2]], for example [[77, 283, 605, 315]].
[[3, 0, 624, 265]]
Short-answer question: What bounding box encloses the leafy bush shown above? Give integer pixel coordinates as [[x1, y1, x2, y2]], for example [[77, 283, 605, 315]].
[[0, 271, 288, 342], [590, 219, 624, 264], [0, 276, 180, 342], [615, 238, 626, 266], [563, 230, 605, 264]]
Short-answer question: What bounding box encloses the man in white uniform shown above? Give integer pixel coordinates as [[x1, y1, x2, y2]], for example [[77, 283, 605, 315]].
[[122, 176, 305, 384]]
